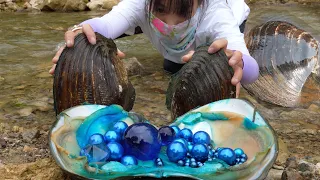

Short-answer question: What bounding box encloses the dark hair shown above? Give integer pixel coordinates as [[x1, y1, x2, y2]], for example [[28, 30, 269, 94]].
[[146, 0, 207, 21]]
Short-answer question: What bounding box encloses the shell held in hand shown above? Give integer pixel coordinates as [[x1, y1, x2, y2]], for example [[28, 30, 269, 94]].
[[53, 33, 135, 115], [243, 21, 320, 107]]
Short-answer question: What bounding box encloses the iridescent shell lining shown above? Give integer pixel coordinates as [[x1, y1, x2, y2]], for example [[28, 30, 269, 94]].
[[243, 21, 320, 107], [49, 99, 278, 180], [53, 33, 135, 115]]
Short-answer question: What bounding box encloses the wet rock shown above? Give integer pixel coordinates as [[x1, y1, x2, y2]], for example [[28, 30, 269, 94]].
[[30, 0, 87, 11], [0, 0, 5, 4], [17, 107, 33, 117], [22, 129, 40, 142], [23, 145, 33, 153], [30, 101, 51, 112], [316, 163, 320, 176], [298, 160, 315, 172], [281, 169, 303, 180], [23, 2, 31, 9], [286, 157, 298, 169], [123, 57, 145, 76], [273, 165, 285, 170], [0, 138, 6, 148], [266, 168, 283, 180], [308, 104, 320, 112]]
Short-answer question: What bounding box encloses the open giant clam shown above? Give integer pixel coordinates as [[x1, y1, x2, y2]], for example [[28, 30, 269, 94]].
[[166, 47, 236, 120], [53, 33, 135, 115], [243, 21, 320, 107], [49, 99, 278, 179]]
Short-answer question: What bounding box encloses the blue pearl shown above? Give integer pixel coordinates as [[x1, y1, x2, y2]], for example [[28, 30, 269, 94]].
[[185, 158, 190, 163], [177, 160, 184, 166], [120, 155, 138, 166], [190, 158, 196, 162], [177, 128, 193, 142], [80, 143, 110, 163], [166, 142, 187, 162], [185, 162, 190, 166], [156, 158, 162, 162], [236, 158, 240, 163], [123, 123, 161, 161], [197, 162, 204, 167], [113, 121, 128, 135], [104, 130, 121, 143], [188, 144, 193, 152], [173, 138, 188, 149], [88, 133, 104, 145], [217, 148, 236, 166], [193, 131, 211, 145], [208, 157, 213, 162], [157, 161, 163, 166], [107, 142, 124, 161], [159, 126, 176, 146], [190, 144, 209, 162], [234, 148, 244, 157], [190, 161, 197, 168], [170, 126, 180, 135], [240, 158, 246, 163], [241, 153, 248, 161]]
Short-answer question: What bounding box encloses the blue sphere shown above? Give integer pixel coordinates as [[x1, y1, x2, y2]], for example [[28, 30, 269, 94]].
[[123, 123, 161, 161], [113, 121, 128, 135], [88, 133, 104, 145], [167, 142, 187, 162], [80, 143, 110, 163], [193, 131, 211, 145], [190, 144, 209, 162], [234, 148, 244, 157], [120, 155, 138, 166], [159, 126, 176, 146], [170, 126, 180, 135], [107, 142, 124, 161], [104, 130, 121, 143], [177, 128, 193, 142], [241, 153, 248, 161], [173, 138, 188, 149], [217, 148, 236, 165]]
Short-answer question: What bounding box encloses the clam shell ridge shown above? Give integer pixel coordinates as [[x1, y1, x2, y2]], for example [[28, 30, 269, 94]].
[[166, 47, 236, 120], [53, 33, 135, 114], [243, 21, 320, 107]]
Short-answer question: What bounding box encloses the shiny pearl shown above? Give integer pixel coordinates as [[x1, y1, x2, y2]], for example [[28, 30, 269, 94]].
[[234, 148, 244, 157], [107, 142, 124, 161], [88, 133, 104, 145], [190, 144, 209, 162], [113, 121, 128, 136], [121, 155, 138, 166], [167, 142, 187, 162], [193, 131, 211, 145], [217, 148, 236, 166], [177, 128, 193, 142], [159, 126, 176, 146], [173, 138, 188, 149], [190, 161, 197, 168], [104, 130, 121, 143], [241, 153, 248, 161], [170, 126, 180, 135], [177, 160, 184, 166]]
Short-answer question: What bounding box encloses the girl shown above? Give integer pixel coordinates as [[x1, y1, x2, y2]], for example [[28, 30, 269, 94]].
[[50, 0, 259, 95]]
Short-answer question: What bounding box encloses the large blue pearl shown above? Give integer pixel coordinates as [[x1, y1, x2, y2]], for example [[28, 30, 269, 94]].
[[190, 144, 209, 162], [159, 126, 175, 146], [113, 121, 128, 135], [104, 130, 121, 143], [120, 155, 138, 166], [80, 143, 110, 163], [107, 142, 124, 161], [193, 131, 211, 145], [173, 138, 188, 149], [177, 128, 193, 142], [123, 123, 161, 161], [167, 142, 187, 162], [234, 148, 244, 157], [217, 148, 236, 166], [170, 126, 180, 135], [88, 133, 104, 145]]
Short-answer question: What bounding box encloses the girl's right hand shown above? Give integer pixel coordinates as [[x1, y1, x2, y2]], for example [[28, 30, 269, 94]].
[[49, 24, 125, 75]]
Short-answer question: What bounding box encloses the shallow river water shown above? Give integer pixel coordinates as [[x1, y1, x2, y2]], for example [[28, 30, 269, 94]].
[[0, 3, 320, 179]]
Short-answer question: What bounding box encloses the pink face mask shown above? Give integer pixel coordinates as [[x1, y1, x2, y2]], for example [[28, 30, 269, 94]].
[[149, 7, 201, 54]]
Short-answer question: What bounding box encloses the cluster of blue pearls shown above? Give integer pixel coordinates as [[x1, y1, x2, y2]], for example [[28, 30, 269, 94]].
[[166, 126, 248, 167], [80, 121, 138, 166]]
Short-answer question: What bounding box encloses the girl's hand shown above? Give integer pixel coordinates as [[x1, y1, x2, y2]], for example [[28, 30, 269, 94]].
[[181, 39, 243, 97], [49, 24, 125, 75]]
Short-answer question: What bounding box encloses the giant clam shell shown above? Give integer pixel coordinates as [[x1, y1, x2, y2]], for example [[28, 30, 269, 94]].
[[243, 21, 320, 107], [49, 99, 278, 180], [166, 47, 236, 120], [53, 33, 135, 115]]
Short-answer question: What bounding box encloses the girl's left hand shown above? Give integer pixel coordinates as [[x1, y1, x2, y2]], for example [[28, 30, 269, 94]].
[[181, 39, 243, 97]]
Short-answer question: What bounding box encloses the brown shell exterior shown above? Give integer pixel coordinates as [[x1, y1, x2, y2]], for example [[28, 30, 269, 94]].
[[53, 33, 135, 114], [166, 47, 236, 120], [243, 21, 319, 107]]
